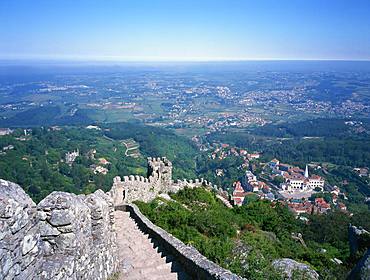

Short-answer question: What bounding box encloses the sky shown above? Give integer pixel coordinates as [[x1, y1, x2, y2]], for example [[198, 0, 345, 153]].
[[0, 0, 370, 61]]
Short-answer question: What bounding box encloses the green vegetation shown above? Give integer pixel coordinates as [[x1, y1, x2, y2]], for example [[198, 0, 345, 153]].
[[0, 123, 198, 202], [136, 187, 368, 279], [207, 131, 370, 168], [206, 119, 370, 206], [0, 106, 93, 127], [253, 118, 370, 138], [102, 122, 198, 179], [195, 154, 244, 190], [0, 119, 368, 279], [0, 127, 140, 202]]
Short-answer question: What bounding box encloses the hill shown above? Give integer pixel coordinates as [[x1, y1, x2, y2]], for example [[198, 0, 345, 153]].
[[136, 187, 370, 280], [0, 123, 198, 202]]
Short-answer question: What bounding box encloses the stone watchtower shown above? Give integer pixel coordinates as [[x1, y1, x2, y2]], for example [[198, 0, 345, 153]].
[[147, 157, 173, 191], [110, 157, 173, 206]]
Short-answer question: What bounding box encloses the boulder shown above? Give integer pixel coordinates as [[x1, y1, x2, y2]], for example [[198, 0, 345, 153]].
[[272, 258, 319, 280]]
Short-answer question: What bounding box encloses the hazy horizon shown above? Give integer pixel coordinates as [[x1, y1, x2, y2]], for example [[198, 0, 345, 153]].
[[1, 0, 370, 61]]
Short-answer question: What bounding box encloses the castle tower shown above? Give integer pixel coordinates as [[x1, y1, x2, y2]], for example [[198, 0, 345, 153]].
[[304, 165, 309, 178], [147, 157, 173, 189]]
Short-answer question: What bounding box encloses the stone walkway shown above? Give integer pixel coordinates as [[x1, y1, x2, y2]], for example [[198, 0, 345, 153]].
[[114, 211, 190, 280]]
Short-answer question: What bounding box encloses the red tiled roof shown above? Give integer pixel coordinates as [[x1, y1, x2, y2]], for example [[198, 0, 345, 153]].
[[233, 197, 244, 205], [233, 192, 247, 198]]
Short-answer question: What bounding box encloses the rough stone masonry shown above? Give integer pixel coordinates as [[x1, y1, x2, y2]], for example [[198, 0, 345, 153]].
[[0, 157, 225, 280], [109, 157, 225, 206], [0, 179, 118, 280]]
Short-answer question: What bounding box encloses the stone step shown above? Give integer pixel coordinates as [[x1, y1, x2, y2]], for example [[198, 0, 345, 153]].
[[127, 241, 155, 249], [125, 256, 165, 267], [132, 258, 166, 269], [115, 210, 190, 280], [139, 266, 173, 276], [150, 272, 181, 280], [121, 269, 144, 280], [130, 254, 165, 266]]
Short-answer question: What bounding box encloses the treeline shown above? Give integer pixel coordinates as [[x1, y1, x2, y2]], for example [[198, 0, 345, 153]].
[[0, 106, 93, 127], [207, 132, 370, 167], [252, 118, 370, 138]]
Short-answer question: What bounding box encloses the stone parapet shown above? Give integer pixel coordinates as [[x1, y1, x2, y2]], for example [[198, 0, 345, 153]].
[[120, 204, 245, 280], [0, 179, 118, 280]]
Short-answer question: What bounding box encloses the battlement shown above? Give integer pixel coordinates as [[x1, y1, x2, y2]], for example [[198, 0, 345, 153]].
[[147, 156, 172, 167], [120, 175, 149, 183], [110, 156, 230, 207]]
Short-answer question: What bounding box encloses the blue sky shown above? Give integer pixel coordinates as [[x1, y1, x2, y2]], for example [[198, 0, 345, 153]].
[[0, 0, 369, 61]]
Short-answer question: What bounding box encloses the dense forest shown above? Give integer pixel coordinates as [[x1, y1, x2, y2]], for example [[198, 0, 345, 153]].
[[195, 154, 244, 190], [136, 187, 369, 280], [0, 123, 198, 202], [252, 118, 370, 138], [207, 132, 370, 168], [0, 106, 93, 127], [102, 122, 198, 180]]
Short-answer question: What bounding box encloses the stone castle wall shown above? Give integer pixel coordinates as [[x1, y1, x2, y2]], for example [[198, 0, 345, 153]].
[[0, 156, 231, 280], [0, 179, 118, 280], [110, 157, 228, 206]]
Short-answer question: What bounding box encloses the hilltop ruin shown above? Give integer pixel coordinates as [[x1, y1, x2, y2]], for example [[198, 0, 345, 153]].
[[0, 157, 237, 280]]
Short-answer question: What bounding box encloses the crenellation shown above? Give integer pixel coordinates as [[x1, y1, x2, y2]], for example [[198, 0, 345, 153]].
[[110, 157, 220, 205], [113, 176, 121, 184]]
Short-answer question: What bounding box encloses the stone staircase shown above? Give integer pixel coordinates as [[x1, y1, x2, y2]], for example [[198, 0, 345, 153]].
[[114, 211, 191, 280]]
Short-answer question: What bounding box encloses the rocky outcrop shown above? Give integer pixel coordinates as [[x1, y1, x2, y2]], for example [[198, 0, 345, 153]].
[[349, 224, 370, 257], [272, 258, 319, 280], [348, 248, 370, 280], [0, 179, 118, 280], [348, 225, 370, 280]]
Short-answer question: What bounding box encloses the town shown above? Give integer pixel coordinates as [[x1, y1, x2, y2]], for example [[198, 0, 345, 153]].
[[231, 156, 350, 216]]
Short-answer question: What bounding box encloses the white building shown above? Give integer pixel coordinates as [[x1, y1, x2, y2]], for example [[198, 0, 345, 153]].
[[65, 150, 79, 165], [280, 164, 325, 192], [281, 174, 324, 192], [0, 128, 13, 136]]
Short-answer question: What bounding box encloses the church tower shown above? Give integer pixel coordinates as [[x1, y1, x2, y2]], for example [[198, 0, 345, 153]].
[[304, 165, 309, 178]]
